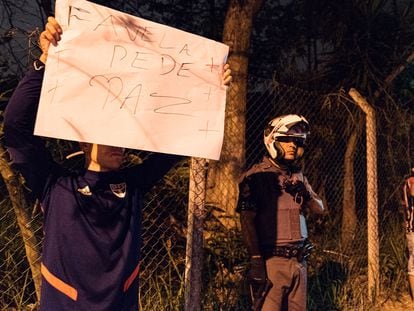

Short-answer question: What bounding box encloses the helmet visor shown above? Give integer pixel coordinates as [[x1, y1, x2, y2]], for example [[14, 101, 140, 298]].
[[276, 136, 306, 147]]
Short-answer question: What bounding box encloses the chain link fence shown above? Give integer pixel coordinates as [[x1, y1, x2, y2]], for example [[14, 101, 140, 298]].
[[0, 55, 413, 311], [245, 82, 370, 309], [243, 79, 412, 310]]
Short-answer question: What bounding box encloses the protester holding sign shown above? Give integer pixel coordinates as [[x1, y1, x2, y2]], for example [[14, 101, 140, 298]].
[[4, 16, 231, 311], [37, 0, 230, 160]]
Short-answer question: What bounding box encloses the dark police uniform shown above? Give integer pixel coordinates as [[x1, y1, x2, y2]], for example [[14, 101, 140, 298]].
[[237, 156, 319, 310]]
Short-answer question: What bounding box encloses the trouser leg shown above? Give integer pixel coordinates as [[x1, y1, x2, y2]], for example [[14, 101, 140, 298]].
[[261, 257, 307, 311], [409, 275, 414, 300], [287, 260, 307, 311]]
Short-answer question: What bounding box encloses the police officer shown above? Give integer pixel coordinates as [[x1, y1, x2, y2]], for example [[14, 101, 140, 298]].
[[236, 114, 324, 310]]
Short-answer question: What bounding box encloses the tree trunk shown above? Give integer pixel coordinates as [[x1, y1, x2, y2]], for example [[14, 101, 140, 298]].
[[206, 0, 263, 229], [0, 145, 41, 301]]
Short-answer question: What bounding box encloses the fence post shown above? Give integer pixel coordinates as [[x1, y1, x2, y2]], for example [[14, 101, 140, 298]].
[[348, 88, 379, 300], [184, 157, 207, 311]]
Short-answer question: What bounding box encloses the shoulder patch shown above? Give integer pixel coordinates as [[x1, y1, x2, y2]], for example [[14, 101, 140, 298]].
[[77, 185, 92, 196]]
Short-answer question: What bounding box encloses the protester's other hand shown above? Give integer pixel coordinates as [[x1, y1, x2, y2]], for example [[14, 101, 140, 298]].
[[222, 63, 232, 86], [248, 257, 267, 285], [39, 16, 63, 64]]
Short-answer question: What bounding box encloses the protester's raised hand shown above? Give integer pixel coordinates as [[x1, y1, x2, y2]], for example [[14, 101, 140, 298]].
[[222, 63, 232, 86], [39, 16, 63, 64]]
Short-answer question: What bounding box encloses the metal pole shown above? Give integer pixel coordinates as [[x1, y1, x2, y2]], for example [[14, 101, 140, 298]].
[[184, 157, 207, 311], [348, 88, 379, 300]]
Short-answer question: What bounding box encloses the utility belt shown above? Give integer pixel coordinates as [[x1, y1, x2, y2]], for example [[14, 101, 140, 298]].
[[262, 242, 314, 262]]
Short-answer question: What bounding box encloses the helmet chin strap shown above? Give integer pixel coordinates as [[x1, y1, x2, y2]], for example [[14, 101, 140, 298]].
[[296, 147, 304, 158], [274, 142, 285, 160]]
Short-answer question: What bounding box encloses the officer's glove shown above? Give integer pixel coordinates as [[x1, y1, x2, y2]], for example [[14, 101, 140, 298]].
[[284, 180, 311, 204], [248, 257, 267, 285], [248, 256, 270, 310]]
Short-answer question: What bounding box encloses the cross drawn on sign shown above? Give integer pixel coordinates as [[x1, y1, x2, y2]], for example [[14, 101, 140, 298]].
[[198, 121, 220, 139], [205, 57, 221, 72]]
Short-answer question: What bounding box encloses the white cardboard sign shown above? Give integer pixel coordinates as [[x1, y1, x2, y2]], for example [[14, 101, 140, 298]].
[[35, 0, 229, 160]]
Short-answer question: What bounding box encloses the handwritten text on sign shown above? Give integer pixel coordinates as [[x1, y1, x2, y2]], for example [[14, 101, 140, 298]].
[[35, 0, 229, 160]]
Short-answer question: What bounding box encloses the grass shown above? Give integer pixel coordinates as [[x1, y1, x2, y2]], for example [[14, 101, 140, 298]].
[[0, 163, 410, 310]]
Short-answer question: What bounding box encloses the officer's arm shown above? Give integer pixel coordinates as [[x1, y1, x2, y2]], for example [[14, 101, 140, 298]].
[[409, 177, 414, 197], [303, 177, 324, 215], [307, 193, 324, 215], [240, 210, 261, 257], [237, 177, 261, 257], [237, 178, 267, 286], [404, 182, 409, 208]]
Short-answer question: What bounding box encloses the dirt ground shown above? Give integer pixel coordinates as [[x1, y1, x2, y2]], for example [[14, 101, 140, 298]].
[[376, 294, 414, 311]]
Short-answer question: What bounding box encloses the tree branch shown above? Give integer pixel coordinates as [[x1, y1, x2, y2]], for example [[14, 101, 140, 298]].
[[374, 50, 414, 100]]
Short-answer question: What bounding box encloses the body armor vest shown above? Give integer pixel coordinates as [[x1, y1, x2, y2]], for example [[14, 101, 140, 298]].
[[275, 171, 307, 244], [241, 157, 308, 246]]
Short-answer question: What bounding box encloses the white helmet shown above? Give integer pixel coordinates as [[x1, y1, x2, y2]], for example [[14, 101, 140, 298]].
[[263, 114, 310, 160]]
